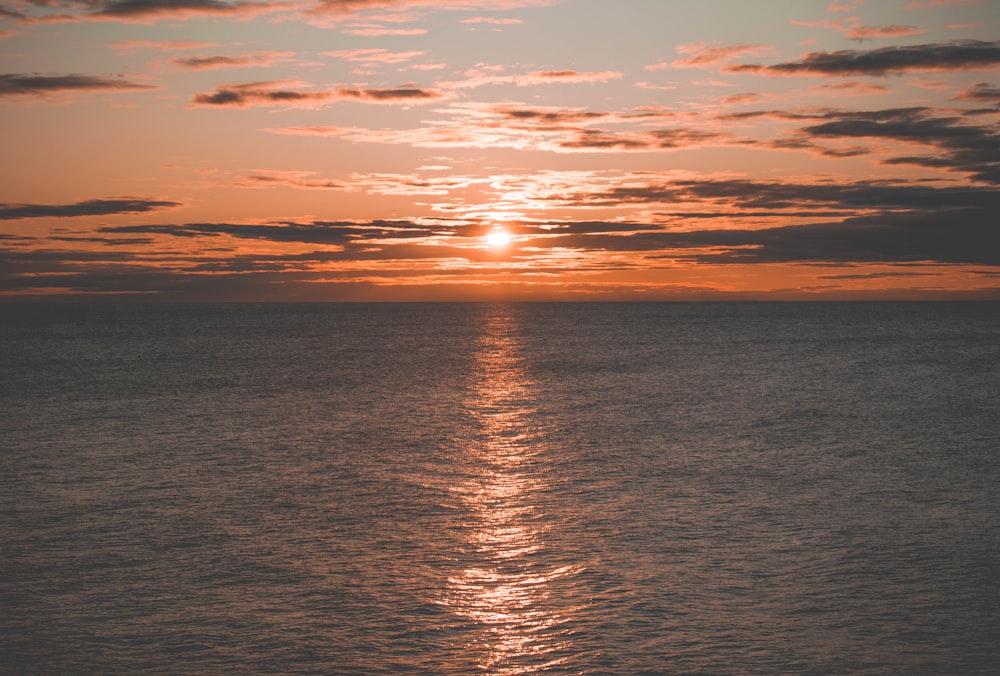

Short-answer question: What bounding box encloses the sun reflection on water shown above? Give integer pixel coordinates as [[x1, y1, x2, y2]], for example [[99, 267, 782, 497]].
[[441, 306, 582, 674]]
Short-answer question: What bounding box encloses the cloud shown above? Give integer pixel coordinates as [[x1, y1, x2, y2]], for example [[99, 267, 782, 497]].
[[720, 92, 761, 105], [688, 210, 999, 265], [339, 25, 428, 35], [557, 128, 721, 151], [552, 176, 1000, 212], [438, 68, 622, 89], [100, 219, 441, 245], [306, 0, 553, 17], [0, 198, 180, 220], [192, 81, 334, 107], [322, 48, 424, 63], [10, 0, 290, 23], [791, 17, 928, 41], [170, 51, 293, 70], [845, 24, 926, 40], [87, 0, 284, 23], [461, 16, 522, 24], [266, 103, 724, 153], [728, 40, 1000, 76], [796, 107, 1000, 182], [336, 86, 446, 102], [955, 82, 1000, 103], [522, 70, 622, 84], [223, 169, 476, 195], [656, 42, 775, 70], [492, 106, 611, 124], [0, 73, 156, 98], [191, 80, 446, 106], [817, 271, 935, 280], [816, 81, 889, 95], [233, 170, 350, 190], [546, 208, 998, 266], [264, 125, 359, 136]]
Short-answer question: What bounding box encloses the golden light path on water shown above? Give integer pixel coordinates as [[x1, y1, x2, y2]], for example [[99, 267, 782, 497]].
[[441, 307, 584, 674]]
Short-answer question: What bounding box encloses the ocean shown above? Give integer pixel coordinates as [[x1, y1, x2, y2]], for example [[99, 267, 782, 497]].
[[2, 302, 998, 674]]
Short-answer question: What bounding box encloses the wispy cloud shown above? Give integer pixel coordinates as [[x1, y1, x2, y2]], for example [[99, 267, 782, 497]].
[[561, 211, 999, 266], [85, 0, 286, 23], [815, 81, 889, 95], [191, 80, 334, 107], [3, 0, 997, 300], [339, 25, 428, 36], [322, 48, 425, 63], [438, 68, 622, 89], [461, 16, 522, 25], [170, 51, 293, 70], [652, 42, 775, 70], [954, 82, 1000, 103], [0, 197, 180, 220], [100, 219, 442, 245], [791, 17, 927, 41], [797, 107, 1000, 183], [729, 40, 1000, 76], [266, 102, 724, 153], [0, 73, 156, 98], [230, 170, 351, 190], [0, 6, 25, 20], [336, 86, 447, 102], [306, 0, 554, 17], [190, 80, 447, 107], [76, 178, 999, 269]]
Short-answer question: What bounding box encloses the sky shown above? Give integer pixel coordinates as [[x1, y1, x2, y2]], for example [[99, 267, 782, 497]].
[[1, 0, 998, 301]]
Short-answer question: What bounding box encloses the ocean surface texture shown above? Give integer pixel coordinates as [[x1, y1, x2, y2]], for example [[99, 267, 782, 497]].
[[2, 302, 998, 674]]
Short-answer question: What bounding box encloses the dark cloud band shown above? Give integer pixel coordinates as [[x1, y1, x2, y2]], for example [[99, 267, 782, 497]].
[[0, 73, 155, 97], [0, 198, 180, 220], [729, 40, 1000, 76]]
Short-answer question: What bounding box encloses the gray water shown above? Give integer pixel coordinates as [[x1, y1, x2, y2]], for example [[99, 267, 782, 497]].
[[2, 302, 998, 674]]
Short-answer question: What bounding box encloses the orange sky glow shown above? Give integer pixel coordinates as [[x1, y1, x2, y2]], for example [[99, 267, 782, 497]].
[[1, 0, 998, 300]]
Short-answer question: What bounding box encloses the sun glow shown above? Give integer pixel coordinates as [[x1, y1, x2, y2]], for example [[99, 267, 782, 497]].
[[485, 228, 511, 248]]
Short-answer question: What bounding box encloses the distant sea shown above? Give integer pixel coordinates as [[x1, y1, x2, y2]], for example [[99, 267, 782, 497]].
[[2, 302, 999, 674]]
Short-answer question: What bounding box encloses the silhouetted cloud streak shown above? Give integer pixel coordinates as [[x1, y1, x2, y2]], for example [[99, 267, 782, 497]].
[[0, 73, 155, 97], [191, 82, 445, 106], [729, 40, 1000, 76], [0, 198, 180, 220]]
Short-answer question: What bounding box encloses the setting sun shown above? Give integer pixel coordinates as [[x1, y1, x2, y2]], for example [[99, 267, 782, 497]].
[[0, 1, 996, 303], [486, 228, 511, 249]]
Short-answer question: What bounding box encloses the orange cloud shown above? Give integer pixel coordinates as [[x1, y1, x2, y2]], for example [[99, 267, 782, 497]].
[[169, 51, 294, 70], [323, 48, 425, 63], [438, 68, 622, 89], [190, 81, 447, 107], [461, 16, 523, 24], [656, 42, 775, 70]]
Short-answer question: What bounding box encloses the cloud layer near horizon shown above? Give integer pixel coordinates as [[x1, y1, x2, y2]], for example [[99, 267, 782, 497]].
[[1, 0, 998, 300]]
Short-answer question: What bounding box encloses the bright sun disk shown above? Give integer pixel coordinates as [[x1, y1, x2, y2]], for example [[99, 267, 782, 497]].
[[486, 228, 511, 248]]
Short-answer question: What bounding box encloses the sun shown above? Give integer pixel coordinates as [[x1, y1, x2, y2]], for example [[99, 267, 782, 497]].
[[485, 228, 511, 248]]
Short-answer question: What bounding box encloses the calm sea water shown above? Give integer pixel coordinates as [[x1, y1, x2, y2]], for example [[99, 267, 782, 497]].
[[2, 302, 999, 674]]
